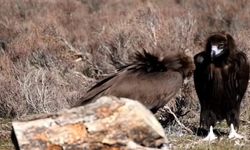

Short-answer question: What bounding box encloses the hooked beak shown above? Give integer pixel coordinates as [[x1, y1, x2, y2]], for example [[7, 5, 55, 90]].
[[211, 45, 223, 59]]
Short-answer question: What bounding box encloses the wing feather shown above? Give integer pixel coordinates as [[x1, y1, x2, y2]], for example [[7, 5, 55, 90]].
[[193, 51, 208, 103], [104, 69, 183, 110], [234, 52, 249, 102]]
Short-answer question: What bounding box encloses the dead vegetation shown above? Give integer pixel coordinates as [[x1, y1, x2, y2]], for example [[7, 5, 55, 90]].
[[0, 0, 250, 149]]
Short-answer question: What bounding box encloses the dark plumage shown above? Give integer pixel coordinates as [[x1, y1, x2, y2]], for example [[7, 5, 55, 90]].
[[75, 50, 194, 112], [194, 32, 249, 135]]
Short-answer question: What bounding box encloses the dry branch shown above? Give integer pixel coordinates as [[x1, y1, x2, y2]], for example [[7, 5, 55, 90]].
[[164, 106, 193, 134]]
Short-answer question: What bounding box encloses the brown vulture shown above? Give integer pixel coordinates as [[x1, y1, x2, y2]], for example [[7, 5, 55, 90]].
[[193, 32, 249, 140], [74, 50, 194, 113]]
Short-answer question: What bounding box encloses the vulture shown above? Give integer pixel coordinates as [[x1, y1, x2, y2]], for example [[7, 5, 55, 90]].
[[74, 50, 194, 113], [193, 32, 249, 141]]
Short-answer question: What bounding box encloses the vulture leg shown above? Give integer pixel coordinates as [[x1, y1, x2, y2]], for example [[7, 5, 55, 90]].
[[203, 126, 217, 141], [228, 124, 244, 139]]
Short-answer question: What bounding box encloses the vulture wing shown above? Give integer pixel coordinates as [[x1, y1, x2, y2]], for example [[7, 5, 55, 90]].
[[232, 52, 249, 102]]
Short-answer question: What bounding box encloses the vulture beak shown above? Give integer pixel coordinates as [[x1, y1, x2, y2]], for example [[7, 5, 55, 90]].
[[211, 45, 223, 59]]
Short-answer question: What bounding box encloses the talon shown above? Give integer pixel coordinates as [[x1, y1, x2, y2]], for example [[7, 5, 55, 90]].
[[203, 126, 217, 141], [228, 124, 244, 139]]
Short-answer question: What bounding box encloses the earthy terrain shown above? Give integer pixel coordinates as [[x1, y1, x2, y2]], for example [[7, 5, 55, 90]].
[[0, 0, 250, 149]]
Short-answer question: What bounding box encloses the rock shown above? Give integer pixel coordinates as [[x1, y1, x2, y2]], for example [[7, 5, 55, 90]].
[[12, 96, 168, 150]]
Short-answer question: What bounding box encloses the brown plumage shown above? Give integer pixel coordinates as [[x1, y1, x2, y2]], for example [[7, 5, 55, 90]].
[[194, 32, 249, 133], [74, 50, 194, 113]]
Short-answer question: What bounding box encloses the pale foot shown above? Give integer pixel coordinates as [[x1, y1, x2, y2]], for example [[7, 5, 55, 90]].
[[228, 124, 244, 139], [203, 126, 217, 141]]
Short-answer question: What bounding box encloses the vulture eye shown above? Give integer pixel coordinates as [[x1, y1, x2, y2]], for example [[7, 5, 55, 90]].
[[218, 43, 225, 49]]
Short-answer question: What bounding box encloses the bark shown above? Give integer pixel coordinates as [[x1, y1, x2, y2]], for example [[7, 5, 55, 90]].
[[12, 96, 168, 150]]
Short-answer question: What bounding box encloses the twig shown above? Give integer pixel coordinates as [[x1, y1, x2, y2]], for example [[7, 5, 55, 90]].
[[165, 106, 193, 134], [58, 37, 86, 62], [58, 37, 79, 54], [240, 119, 250, 124]]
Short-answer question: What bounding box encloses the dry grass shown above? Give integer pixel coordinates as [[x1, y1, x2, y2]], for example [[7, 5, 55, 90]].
[[0, 0, 250, 149]]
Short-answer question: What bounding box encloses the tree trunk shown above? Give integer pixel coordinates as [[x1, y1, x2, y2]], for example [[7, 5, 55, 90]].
[[12, 96, 168, 150]]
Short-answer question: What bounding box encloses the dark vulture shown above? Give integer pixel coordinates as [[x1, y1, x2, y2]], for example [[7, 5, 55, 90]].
[[193, 32, 249, 141], [75, 50, 194, 113]]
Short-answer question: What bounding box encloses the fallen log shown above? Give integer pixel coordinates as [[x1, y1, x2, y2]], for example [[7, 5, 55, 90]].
[[12, 96, 169, 150]]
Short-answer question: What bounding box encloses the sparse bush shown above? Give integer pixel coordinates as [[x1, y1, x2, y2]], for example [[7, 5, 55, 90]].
[[0, 0, 249, 130]]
